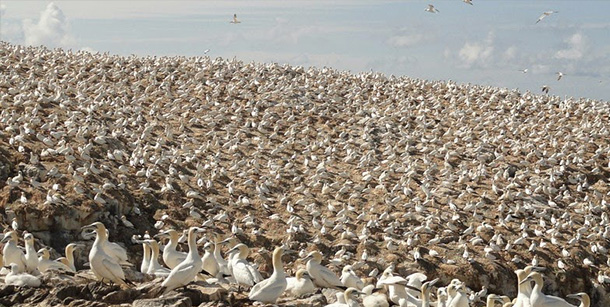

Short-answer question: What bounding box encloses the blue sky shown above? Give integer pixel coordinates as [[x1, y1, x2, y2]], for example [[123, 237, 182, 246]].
[[1, 0, 608, 100]]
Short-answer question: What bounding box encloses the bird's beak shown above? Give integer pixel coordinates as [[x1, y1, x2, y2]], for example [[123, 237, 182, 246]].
[[531, 266, 546, 272], [220, 237, 233, 244], [429, 278, 439, 286], [405, 285, 421, 293], [566, 293, 580, 299], [519, 277, 531, 285], [0, 236, 9, 243], [81, 223, 96, 230]]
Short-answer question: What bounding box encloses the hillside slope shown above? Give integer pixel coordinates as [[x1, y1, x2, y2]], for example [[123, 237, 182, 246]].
[[0, 42, 609, 305]]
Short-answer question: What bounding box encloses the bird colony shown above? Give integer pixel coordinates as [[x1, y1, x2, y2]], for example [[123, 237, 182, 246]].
[[0, 41, 609, 306]]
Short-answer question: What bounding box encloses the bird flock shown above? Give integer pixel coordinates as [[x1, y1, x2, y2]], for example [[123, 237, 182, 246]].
[[0, 40, 609, 306]]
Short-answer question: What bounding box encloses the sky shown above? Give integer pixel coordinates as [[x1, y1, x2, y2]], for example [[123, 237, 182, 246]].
[[1, 0, 608, 101]]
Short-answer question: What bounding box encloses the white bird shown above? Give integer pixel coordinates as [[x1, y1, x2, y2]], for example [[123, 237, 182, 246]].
[[230, 13, 241, 24], [102, 229, 132, 266], [213, 235, 231, 275], [157, 229, 188, 269], [542, 85, 550, 94], [2, 231, 26, 272], [325, 287, 363, 307], [121, 215, 135, 228], [376, 267, 422, 306], [286, 268, 316, 297], [341, 265, 364, 290], [362, 284, 390, 307], [201, 242, 220, 278], [520, 272, 576, 307], [447, 282, 469, 307], [425, 4, 439, 13], [557, 72, 563, 81], [514, 266, 538, 307], [566, 293, 590, 307], [57, 243, 80, 272], [161, 227, 204, 294], [228, 243, 263, 289], [519, 68, 528, 73], [140, 241, 151, 274], [304, 251, 347, 290], [82, 222, 132, 286], [536, 10, 558, 24], [463, 0, 473, 5], [4, 263, 42, 287], [145, 239, 171, 277], [23, 233, 40, 274], [420, 278, 439, 307], [248, 246, 290, 303], [37, 248, 72, 272]]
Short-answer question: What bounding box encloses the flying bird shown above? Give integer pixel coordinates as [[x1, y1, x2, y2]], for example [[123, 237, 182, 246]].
[[556, 72, 563, 81], [536, 10, 558, 24], [425, 4, 439, 13], [541, 85, 550, 94], [230, 14, 241, 24], [203, 49, 210, 55], [519, 69, 528, 74], [463, 0, 473, 5]]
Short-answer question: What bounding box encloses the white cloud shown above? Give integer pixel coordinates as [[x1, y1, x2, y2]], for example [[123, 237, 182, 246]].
[[386, 27, 433, 48], [387, 33, 428, 48], [458, 32, 495, 68], [23, 2, 75, 48], [554, 32, 587, 60]]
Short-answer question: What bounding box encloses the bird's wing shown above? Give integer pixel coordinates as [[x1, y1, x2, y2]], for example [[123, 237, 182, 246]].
[[320, 267, 343, 287], [101, 258, 125, 282], [379, 275, 408, 285], [164, 263, 196, 286]]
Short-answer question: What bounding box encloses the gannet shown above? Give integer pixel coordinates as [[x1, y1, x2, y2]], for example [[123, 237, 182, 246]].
[[213, 236, 231, 275], [57, 243, 80, 272], [557, 72, 563, 81], [286, 268, 315, 297], [37, 248, 72, 272], [341, 265, 364, 290], [23, 233, 40, 274], [82, 222, 132, 286], [376, 268, 422, 306], [304, 251, 346, 290], [161, 227, 204, 294], [541, 85, 550, 94], [157, 229, 187, 269], [519, 68, 528, 73], [4, 263, 42, 287], [325, 287, 363, 307], [1, 231, 25, 273], [463, 0, 473, 5], [102, 229, 131, 266], [536, 10, 558, 24], [520, 272, 576, 307], [487, 294, 509, 307], [566, 293, 590, 307], [140, 241, 151, 273], [201, 242, 220, 277], [230, 13, 241, 24], [514, 266, 538, 307], [420, 278, 439, 307], [228, 243, 263, 289], [362, 284, 390, 307], [145, 239, 171, 277], [425, 4, 439, 13], [447, 282, 469, 307], [248, 247, 290, 303]]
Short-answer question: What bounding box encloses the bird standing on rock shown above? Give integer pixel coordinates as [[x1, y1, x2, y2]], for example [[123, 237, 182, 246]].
[[82, 222, 133, 286]]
